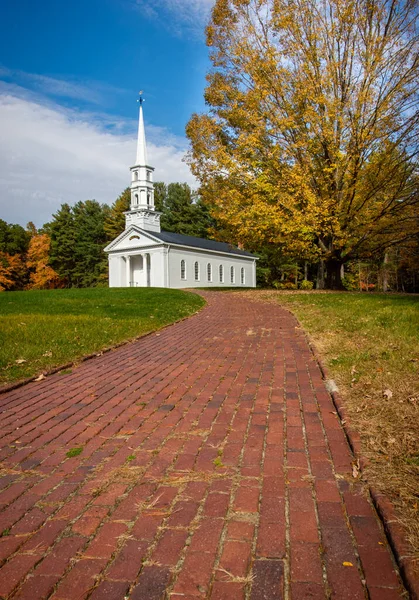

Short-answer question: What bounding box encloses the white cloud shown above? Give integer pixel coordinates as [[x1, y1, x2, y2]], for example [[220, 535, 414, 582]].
[[23, 73, 105, 104], [133, 0, 214, 36], [0, 66, 127, 106], [0, 92, 195, 228]]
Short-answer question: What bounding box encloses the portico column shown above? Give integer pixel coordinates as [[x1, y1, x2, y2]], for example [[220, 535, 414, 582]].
[[126, 255, 131, 287]]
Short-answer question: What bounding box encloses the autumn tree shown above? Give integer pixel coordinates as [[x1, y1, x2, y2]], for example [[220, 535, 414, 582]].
[[0, 254, 26, 291], [26, 234, 62, 289], [186, 0, 419, 288], [0, 220, 30, 290]]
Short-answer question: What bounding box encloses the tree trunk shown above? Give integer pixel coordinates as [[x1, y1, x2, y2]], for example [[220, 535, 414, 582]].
[[382, 251, 389, 292], [316, 260, 325, 289], [325, 258, 345, 290]]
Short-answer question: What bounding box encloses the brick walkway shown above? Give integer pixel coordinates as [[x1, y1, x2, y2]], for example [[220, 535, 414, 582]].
[[0, 291, 407, 600]]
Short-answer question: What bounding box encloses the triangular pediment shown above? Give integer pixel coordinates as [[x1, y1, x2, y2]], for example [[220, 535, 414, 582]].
[[104, 226, 162, 253]]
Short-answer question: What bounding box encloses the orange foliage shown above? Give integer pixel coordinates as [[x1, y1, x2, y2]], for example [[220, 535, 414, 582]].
[[0, 253, 26, 291], [26, 234, 62, 290]]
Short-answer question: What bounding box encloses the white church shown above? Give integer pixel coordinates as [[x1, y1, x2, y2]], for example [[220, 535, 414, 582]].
[[104, 98, 257, 288]]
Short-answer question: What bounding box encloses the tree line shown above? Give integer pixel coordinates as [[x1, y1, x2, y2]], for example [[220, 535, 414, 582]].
[[0, 182, 215, 291]]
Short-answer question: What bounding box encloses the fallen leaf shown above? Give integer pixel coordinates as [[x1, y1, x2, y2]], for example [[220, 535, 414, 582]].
[[383, 389, 393, 400], [352, 459, 360, 478], [42, 351, 52, 357], [34, 374, 46, 382], [15, 359, 26, 364], [343, 562, 354, 567]]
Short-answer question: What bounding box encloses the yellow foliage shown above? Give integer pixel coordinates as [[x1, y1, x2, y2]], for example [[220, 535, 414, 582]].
[[186, 0, 419, 276], [26, 234, 62, 290]]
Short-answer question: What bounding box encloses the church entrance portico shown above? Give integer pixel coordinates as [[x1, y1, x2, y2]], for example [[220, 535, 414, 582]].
[[130, 254, 143, 287], [126, 253, 151, 287]]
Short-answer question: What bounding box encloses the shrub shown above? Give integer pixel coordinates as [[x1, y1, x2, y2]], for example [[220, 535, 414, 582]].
[[299, 279, 313, 290]]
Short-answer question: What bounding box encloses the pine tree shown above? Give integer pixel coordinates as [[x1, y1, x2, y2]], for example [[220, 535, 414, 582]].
[[154, 182, 168, 212], [46, 203, 77, 286], [0, 220, 30, 255], [72, 200, 110, 287], [159, 183, 215, 238], [104, 188, 130, 242]]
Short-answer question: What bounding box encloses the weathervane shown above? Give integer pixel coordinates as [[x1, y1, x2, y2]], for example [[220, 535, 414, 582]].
[[137, 91, 144, 105]]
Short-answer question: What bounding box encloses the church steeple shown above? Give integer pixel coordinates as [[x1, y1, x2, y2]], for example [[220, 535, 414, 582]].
[[125, 93, 161, 233], [136, 95, 148, 166]]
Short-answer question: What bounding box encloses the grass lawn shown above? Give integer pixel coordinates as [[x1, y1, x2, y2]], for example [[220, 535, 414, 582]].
[[253, 290, 418, 557], [0, 287, 205, 385]]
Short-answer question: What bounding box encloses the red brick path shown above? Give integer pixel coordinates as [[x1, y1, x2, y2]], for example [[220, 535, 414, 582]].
[[0, 292, 406, 599]]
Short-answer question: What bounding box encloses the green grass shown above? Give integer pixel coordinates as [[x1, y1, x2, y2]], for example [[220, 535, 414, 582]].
[[66, 447, 83, 458], [274, 293, 418, 383], [0, 287, 204, 385]]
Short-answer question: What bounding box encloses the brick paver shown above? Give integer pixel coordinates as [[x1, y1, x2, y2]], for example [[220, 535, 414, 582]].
[[0, 291, 406, 599]]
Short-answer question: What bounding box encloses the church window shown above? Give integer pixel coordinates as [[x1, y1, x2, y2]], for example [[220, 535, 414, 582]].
[[134, 171, 138, 181], [241, 267, 245, 285], [230, 266, 235, 284], [181, 260, 186, 280], [219, 264, 224, 283], [147, 192, 150, 206], [134, 194, 139, 205], [207, 263, 212, 282], [146, 171, 150, 181], [194, 261, 200, 281]]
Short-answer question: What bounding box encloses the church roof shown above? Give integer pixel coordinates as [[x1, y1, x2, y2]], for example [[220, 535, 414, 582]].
[[153, 230, 256, 258]]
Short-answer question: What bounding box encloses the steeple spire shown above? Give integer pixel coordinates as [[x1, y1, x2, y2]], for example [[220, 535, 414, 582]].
[[125, 93, 161, 233], [136, 92, 148, 166]]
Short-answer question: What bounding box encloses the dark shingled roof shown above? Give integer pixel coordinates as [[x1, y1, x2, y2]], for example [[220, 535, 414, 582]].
[[152, 230, 256, 258]]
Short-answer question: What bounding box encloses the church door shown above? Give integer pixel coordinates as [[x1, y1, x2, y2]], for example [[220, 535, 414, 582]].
[[130, 255, 143, 287]]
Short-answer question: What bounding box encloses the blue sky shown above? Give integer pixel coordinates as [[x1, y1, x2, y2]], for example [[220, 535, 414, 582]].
[[0, 0, 213, 226]]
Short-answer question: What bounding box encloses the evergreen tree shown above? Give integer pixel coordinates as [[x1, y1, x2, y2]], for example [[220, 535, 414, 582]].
[[0, 220, 30, 255], [154, 182, 168, 213], [46, 201, 110, 287], [104, 188, 130, 242], [158, 182, 215, 238], [46, 204, 77, 286], [72, 200, 110, 287]]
